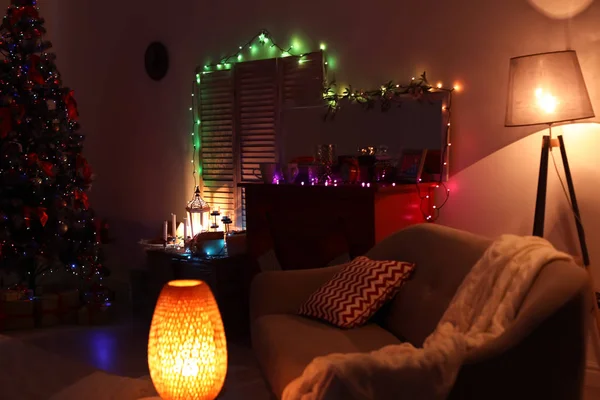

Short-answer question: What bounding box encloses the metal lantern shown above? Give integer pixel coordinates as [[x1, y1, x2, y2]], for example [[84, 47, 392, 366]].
[[185, 186, 210, 238]]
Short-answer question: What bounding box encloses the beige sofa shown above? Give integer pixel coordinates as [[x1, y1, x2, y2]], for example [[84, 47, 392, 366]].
[[250, 224, 591, 399]]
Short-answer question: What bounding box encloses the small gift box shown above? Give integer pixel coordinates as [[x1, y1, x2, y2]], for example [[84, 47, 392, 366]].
[[0, 284, 32, 302], [36, 289, 80, 327], [0, 298, 36, 331]]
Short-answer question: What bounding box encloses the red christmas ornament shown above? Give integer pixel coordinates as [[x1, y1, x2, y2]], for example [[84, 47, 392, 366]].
[[38, 208, 48, 227], [75, 190, 89, 209], [76, 154, 93, 182], [28, 55, 44, 84], [39, 161, 54, 177], [23, 206, 46, 227], [63, 90, 79, 120], [0, 107, 12, 138], [26, 152, 38, 165]]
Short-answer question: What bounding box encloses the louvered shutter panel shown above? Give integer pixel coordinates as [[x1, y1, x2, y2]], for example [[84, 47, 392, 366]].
[[280, 51, 324, 108], [198, 53, 325, 230], [234, 59, 278, 228], [198, 70, 236, 221]]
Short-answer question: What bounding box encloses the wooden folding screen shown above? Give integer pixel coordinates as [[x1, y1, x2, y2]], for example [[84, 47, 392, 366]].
[[198, 51, 323, 229]]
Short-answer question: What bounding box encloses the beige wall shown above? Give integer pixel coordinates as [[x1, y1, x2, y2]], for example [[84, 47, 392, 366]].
[[33, 0, 600, 284]]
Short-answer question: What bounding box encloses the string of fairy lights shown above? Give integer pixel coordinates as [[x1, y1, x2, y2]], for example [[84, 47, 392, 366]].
[[188, 29, 459, 223]]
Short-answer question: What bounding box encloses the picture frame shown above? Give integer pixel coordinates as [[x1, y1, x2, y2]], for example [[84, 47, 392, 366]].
[[397, 149, 427, 183]]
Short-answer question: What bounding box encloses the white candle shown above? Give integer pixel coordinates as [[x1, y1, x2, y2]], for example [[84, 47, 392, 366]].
[[171, 213, 177, 238], [163, 221, 168, 242], [183, 217, 188, 239]]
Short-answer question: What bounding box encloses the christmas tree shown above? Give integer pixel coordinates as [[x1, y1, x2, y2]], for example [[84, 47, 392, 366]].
[[0, 0, 108, 292]]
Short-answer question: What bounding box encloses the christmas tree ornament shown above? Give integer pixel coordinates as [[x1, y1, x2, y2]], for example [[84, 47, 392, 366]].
[[58, 222, 68, 235]]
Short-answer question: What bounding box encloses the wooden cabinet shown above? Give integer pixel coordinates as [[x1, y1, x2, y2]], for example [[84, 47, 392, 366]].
[[242, 183, 434, 261]]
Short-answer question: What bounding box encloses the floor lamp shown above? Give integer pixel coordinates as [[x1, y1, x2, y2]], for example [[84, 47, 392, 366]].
[[505, 50, 600, 336]]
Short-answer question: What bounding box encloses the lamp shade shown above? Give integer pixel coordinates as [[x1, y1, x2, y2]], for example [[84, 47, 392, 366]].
[[148, 280, 227, 400], [505, 50, 594, 127]]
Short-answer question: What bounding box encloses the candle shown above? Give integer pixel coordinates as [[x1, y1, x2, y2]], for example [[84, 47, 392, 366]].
[[171, 213, 177, 238], [183, 217, 188, 239], [163, 221, 168, 242]]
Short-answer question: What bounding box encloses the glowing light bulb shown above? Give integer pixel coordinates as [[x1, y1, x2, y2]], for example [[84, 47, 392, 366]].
[[535, 88, 558, 114], [437, 82, 442, 88], [320, 43, 326, 50], [237, 54, 242, 61], [453, 83, 461, 92]]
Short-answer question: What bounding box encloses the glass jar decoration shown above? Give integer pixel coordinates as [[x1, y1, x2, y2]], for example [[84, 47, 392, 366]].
[[315, 144, 336, 183], [186, 186, 210, 238]]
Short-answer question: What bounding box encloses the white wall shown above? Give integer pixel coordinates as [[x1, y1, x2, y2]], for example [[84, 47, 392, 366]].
[[34, 0, 600, 285]]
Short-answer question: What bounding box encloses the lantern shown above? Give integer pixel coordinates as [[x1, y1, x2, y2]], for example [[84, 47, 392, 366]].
[[148, 280, 228, 400], [186, 186, 210, 238]]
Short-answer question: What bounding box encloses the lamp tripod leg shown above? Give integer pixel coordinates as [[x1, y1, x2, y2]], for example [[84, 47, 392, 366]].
[[557, 135, 600, 354], [532, 135, 551, 237]]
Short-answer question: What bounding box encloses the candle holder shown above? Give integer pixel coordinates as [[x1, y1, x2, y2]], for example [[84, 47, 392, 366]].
[[210, 209, 221, 231], [221, 215, 232, 233]]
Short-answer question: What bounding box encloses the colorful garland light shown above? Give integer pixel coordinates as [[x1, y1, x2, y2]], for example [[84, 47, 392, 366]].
[[190, 30, 459, 223]]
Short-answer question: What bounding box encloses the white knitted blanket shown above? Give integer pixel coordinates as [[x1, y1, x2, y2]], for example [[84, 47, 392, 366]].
[[282, 235, 572, 400]]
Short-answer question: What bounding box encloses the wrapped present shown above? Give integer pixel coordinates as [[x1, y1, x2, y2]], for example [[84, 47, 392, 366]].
[[35, 289, 80, 327], [77, 302, 115, 325], [0, 284, 32, 302], [0, 298, 35, 331]]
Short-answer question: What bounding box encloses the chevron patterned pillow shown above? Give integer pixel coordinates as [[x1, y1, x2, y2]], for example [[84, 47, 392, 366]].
[[298, 256, 415, 329]]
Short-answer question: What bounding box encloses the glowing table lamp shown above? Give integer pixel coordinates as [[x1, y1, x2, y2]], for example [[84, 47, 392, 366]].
[[505, 50, 594, 264], [148, 280, 227, 400]]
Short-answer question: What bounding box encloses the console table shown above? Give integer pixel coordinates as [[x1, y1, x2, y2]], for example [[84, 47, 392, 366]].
[[241, 183, 435, 260]]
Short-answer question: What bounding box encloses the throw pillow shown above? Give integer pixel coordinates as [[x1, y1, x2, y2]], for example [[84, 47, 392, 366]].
[[298, 256, 415, 329]]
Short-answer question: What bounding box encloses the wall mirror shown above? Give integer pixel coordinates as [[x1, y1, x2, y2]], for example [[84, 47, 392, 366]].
[[195, 39, 452, 229]]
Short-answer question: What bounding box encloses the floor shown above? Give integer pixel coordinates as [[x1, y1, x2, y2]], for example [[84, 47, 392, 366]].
[[3, 315, 273, 400]]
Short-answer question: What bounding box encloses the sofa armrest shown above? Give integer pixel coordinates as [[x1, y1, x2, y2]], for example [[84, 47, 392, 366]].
[[250, 265, 343, 322], [449, 259, 591, 400]]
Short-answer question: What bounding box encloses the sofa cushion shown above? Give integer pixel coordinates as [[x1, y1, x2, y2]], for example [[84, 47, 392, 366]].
[[298, 256, 415, 328], [251, 314, 402, 398]]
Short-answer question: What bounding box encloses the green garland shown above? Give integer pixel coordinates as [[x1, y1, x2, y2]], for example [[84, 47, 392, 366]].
[[323, 71, 454, 117]]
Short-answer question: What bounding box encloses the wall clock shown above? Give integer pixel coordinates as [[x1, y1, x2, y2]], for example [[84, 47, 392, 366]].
[[145, 42, 169, 81]]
